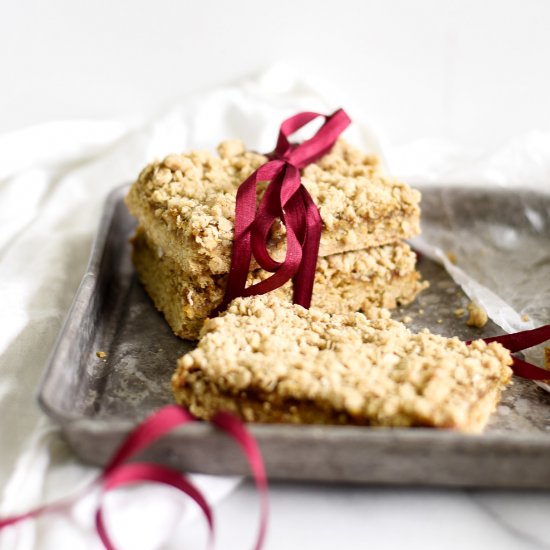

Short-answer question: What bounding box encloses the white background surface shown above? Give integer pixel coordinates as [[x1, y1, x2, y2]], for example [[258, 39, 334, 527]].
[[2, 0, 550, 148], [1, 1, 550, 549]]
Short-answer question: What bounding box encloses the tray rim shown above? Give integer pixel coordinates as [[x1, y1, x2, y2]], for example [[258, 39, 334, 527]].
[[37, 184, 550, 451], [37, 185, 122, 424]]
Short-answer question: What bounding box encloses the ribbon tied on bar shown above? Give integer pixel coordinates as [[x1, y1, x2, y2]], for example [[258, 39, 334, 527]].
[[219, 108, 351, 312]]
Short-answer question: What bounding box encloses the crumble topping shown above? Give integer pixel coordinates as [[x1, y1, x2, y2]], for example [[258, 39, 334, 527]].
[[126, 139, 421, 275], [173, 295, 512, 431]]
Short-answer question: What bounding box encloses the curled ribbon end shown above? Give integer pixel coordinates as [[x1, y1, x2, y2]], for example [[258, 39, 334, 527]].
[[0, 405, 269, 550]]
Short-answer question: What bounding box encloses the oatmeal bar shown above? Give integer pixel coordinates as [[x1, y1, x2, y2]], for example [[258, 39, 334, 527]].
[[172, 295, 513, 433], [132, 227, 427, 340], [125, 139, 421, 278]]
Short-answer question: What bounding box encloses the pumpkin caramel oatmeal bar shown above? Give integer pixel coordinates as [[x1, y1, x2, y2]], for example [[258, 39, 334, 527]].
[[132, 227, 428, 340], [172, 295, 513, 433], [125, 139, 421, 278]]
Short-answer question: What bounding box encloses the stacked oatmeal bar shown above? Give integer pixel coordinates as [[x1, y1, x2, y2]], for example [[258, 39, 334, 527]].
[[126, 139, 427, 340]]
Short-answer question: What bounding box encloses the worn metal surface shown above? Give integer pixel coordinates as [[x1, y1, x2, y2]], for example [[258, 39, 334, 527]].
[[38, 185, 550, 487]]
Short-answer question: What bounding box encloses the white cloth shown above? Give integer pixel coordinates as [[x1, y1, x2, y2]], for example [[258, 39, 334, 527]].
[[1, 65, 549, 549]]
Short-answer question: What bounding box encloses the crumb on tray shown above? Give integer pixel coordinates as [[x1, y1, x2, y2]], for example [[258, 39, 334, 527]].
[[466, 301, 488, 329], [446, 251, 457, 264]]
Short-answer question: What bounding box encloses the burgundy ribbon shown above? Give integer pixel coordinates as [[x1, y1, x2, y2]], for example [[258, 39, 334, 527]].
[[218, 109, 351, 311], [0, 406, 268, 550], [468, 324, 550, 380]]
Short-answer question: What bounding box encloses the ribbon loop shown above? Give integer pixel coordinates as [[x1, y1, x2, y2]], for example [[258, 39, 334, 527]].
[[220, 109, 351, 312]]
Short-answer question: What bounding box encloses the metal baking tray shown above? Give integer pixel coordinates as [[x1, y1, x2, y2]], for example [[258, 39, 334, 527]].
[[38, 185, 550, 488]]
